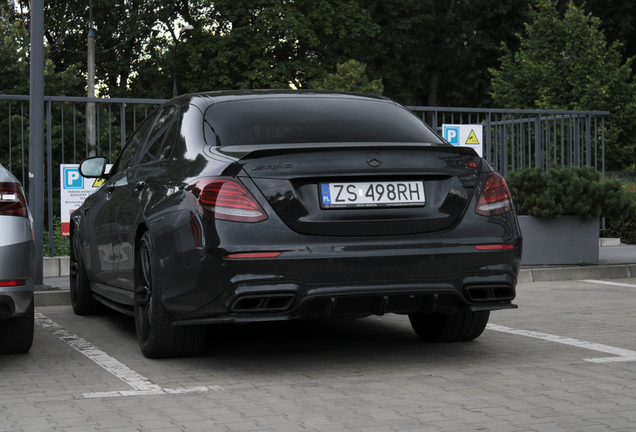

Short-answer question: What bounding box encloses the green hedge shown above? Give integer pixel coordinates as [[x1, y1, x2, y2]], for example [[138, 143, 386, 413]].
[[506, 166, 631, 221], [604, 202, 636, 245]]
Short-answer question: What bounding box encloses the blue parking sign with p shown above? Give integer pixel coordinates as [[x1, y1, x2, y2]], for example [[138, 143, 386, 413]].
[[444, 126, 460, 145], [63, 167, 83, 189]]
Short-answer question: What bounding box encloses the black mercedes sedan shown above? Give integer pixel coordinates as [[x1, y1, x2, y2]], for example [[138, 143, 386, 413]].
[[71, 90, 522, 358]]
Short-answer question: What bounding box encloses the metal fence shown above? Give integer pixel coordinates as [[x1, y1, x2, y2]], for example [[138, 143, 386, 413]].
[[0, 95, 167, 257], [0, 95, 609, 256], [408, 106, 609, 178]]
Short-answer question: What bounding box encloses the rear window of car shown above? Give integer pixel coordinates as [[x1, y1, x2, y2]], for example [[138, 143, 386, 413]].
[[203, 97, 444, 146]]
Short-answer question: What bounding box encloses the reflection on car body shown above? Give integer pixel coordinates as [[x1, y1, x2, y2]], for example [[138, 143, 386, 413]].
[[71, 90, 522, 358], [0, 163, 35, 354]]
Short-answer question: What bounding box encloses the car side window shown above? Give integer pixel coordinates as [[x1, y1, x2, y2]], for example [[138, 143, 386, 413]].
[[110, 113, 157, 175], [138, 106, 179, 165]]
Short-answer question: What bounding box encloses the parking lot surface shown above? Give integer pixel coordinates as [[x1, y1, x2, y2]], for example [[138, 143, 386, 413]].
[[2, 277, 636, 431]]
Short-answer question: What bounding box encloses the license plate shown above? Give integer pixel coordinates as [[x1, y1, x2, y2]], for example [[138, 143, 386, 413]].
[[320, 181, 425, 209]]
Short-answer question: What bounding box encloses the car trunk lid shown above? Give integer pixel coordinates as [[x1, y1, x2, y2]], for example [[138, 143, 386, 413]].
[[217, 143, 482, 236]]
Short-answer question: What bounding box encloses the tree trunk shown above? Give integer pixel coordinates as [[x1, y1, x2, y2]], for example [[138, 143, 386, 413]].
[[427, 68, 440, 107], [425, 0, 456, 107]]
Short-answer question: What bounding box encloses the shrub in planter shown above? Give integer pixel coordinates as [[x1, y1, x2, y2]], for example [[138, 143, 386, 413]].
[[506, 166, 631, 265], [506, 166, 631, 221]]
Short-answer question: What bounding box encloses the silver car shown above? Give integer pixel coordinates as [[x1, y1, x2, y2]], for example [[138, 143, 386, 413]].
[[0, 163, 35, 354]]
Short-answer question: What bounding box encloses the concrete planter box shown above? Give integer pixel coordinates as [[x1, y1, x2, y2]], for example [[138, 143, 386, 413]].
[[518, 215, 599, 265]]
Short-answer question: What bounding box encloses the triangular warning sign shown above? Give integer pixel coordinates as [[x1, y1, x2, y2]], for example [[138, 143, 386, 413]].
[[465, 129, 480, 145]]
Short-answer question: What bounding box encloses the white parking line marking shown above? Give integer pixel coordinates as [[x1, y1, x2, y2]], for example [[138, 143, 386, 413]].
[[581, 279, 636, 288], [487, 324, 636, 363], [35, 312, 224, 398]]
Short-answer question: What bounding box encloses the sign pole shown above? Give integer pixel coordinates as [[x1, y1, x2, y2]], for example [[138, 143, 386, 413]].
[[29, 0, 45, 289]]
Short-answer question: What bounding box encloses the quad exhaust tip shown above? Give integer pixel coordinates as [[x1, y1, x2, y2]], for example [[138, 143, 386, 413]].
[[231, 294, 296, 313], [465, 284, 515, 302]]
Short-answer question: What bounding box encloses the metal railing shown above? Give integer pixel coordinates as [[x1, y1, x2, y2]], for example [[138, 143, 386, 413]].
[[1, 95, 609, 256], [1, 95, 167, 257], [408, 106, 609, 178]]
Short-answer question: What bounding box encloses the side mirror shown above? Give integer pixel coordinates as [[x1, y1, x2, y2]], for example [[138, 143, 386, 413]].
[[79, 156, 107, 178]]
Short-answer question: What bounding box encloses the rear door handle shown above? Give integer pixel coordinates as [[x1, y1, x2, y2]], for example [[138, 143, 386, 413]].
[[135, 181, 146, 191]]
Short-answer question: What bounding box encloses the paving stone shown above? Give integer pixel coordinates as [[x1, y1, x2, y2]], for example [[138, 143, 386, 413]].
[[3, 277, 636, 431]]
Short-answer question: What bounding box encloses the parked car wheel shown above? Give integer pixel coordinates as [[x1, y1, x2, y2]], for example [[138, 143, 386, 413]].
[[408, 310, 490, 342], [0, 296, 34, 354], [134, 231, 206, 358], [70, 232, 102, 315]]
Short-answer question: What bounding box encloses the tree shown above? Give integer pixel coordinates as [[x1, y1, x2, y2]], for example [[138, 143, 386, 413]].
[[129, 0, 380, 98], [356, 0, 531, 107], [309, 59, 384, 94], [560, 0, 636, 70], [8, 0, 191, 97], [0, 18, 81, 95], [490, 0, 636, 170]]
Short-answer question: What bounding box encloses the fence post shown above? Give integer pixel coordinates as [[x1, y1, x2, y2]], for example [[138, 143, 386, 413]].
[[486, 112, 491, 165], [46, 100, 54, 257], [120, 103, 126, 151], [29, 0, 45, 288], [501, 120, 508, 176], [534, 114, 541, 168], [585, 115, 591, 167], [602, 117, 605, 181], [8, 103, 11, 172]]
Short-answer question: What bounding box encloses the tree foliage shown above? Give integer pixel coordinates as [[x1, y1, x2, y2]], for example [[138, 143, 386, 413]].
[[568, 0, 636, 68], [490, 0, 636, 170], [309, 60, 383, 94], [129, 0, 380, 98], [0, 17, 81, 95], [3, 0, 636, 119], [356, 0, 531, 107]]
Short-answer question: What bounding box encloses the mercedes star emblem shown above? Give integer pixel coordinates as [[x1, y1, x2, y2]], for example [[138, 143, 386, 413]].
[[366, 152, 382, 168]]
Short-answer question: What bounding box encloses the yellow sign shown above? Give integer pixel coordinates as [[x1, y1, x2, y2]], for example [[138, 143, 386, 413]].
[[465, 129, 480, 145], [92, 178, 105, 188]]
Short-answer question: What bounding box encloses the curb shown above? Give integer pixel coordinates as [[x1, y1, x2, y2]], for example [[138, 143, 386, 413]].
[[43, 256, 70, 278], [518, 264, 635, 283], [35, 290, 70, 307]]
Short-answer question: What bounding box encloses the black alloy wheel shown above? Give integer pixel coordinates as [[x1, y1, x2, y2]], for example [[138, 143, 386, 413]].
[[70, 230, 102, 315], [134, 231, 206, 358], [408, 310, 490, 342]]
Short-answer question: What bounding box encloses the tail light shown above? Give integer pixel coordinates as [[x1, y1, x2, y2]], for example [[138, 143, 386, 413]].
[[186, 177, 268, 223], [0, 182, 29, 218], [474, 244, 515, 250], [0, 280, 26, 287], [225, 252, 282, 259], [475, 172, 512, 216]]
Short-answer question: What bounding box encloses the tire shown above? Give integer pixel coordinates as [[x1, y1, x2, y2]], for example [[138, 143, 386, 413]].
[[0, 296, 34, 354], [408, 310, 490, 343], [70, 231, 102, 315], [134, 231, 206, 358]]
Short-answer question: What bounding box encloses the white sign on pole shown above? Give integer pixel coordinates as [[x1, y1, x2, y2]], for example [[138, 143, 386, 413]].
[[442, 124, 483, 157], [59, 164, 109, 236]]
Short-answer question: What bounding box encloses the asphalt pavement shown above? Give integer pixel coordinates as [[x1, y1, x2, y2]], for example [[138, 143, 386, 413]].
[[36, 244, 636, 307]]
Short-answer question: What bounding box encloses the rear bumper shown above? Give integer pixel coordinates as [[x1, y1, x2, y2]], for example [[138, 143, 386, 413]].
[[155, 220, 522, 324], [0, 286, 33, 320], [172, 279, 518, 326], [0, 229, 35, 320]]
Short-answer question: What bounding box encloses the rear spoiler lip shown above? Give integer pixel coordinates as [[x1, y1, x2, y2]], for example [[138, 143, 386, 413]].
[[210, 141, 475, 160]]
